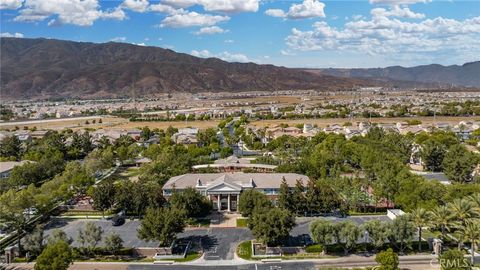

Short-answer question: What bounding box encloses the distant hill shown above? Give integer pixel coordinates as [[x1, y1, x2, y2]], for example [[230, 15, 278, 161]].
[[309, 61, 480, 88], [0, 38, 374, 100]]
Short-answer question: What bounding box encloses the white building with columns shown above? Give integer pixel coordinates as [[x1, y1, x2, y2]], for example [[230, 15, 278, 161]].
[[162, 173, 309, 212]]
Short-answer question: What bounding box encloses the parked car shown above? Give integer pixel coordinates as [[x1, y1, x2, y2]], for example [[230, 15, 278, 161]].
[[111, 215, 125, 226]]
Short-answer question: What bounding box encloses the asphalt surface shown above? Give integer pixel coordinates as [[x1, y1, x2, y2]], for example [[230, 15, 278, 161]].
[[176, 228, 253, 260], [44, 219, 253, 259], [127, 262, 318, 270], [291, 215, 391, 236], [44, 215, 389, 260]]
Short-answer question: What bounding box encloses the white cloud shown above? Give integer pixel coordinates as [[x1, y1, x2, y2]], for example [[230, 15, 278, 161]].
[[224, 39, 234, 43], [134, 42, 146, 46], [0, 32, 24, 38], [352, 14, 365, 21], [0, 0, 23, 9], [148, 3, 183, 14], [160, 11, 229, 28], [161, 0, 197, 9], [371, 6, 424, 19], [200, 0, 258, 13], [280, 49, 296, 56], [265, 9, 285, 18], [194, 25, 228, 35], [121, 0, 148, 12], [190, 49, 252, 62], [285, 12, 480, 62], [13, 0, 126, 26], [160, 0, 259, 13], [265, 0, 325, 20], [110, 36, 126, 42], [191, 49, 211, 58]]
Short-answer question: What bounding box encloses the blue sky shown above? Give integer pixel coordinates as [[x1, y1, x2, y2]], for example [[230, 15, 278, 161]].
[[1, 0, 479, 68]]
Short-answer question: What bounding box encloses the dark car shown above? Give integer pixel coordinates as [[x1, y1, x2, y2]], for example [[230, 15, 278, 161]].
[[111, 215, 125, 226]]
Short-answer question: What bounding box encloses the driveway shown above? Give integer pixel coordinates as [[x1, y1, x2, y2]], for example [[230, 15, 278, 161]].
[[44, 219, 252, 260]]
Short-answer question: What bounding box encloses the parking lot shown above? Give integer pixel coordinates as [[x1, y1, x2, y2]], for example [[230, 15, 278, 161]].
[[44, 219, 253, 260], [44, 215, 389, 260], [291, 215, 391, 236]]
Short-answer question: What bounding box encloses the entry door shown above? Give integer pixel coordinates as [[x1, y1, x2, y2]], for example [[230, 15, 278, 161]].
[[231, 195, 237, 211]]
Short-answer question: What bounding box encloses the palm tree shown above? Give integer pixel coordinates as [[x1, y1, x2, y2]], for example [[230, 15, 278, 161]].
[[467, 193, 480, 216], [429, 205, 454, 239], [448, 199, 476, 249], [460, 220, 480, 265], [410, 208, 431, 252]]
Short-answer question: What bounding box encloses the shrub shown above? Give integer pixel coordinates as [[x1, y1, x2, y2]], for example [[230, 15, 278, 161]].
[[306, 244, 323, 253]]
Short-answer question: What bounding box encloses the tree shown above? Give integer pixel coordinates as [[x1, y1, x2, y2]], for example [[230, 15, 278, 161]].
[[309, 219, 333, 253], [375, 248, 399, 270], [0, 135, 21, 159], [84, 148, 114, 176], [420, 139, 446, 172], [77, 222, 103, 252], [105, 232, 124, 256], [362, 220, 390, 253], [249, 208, 295, 246], [409, 208, 431, 252], [47, 229, 73, 245], [440, 249, 471, 270], [305, 178, 321, 214], [24, 226, 44, 258], [430, 205, 454, 239], [278, 177, 293, 211], [238, 189, 272, 217], [442, 144, 478, 183], [388, 215, 416, 254], [449, 199, 476, 227], [137, 207, 186, 247], [170, 187, 211, 218], [34, 240, 73, 270], [334, 220, 361, 255], [91, 180, 116, 218], [292, 179, 307, 215], [460, 220, 480, 266]]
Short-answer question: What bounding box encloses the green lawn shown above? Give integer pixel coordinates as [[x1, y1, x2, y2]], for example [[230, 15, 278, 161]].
[[237, 240, 253, 260], [236, 218, 248, 228], [160, 251, 202, 262], [236, 241, 337, 261], [187, 218, 211, 227]]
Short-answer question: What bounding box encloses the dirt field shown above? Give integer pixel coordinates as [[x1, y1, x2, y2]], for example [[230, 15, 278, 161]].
[[1, 116, 477, 132], [0, 116, 128, 131], [114, 120, 220, 130]]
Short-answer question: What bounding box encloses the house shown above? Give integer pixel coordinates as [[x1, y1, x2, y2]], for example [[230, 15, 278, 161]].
[[192, 155, 277, 173], [0, 161, 31, 179], [162, 173, 309, 212]]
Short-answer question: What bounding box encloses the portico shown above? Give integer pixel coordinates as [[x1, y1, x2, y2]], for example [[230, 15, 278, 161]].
[[204, 177, 242, 212]]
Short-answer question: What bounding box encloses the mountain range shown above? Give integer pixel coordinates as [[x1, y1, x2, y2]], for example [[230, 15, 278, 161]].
[[310, 61, 480, 88], [0, 38, 478, 100], [0, 38, 372, 100]]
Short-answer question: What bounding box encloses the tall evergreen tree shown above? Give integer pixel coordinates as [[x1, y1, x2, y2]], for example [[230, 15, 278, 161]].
[[292, 179, 307, 215], [278, 177, 293, 211], [306, 178, 321, 214]]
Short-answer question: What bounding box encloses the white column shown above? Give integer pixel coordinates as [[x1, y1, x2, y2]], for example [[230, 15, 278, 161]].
[[227, 194, 231, 212], [217, 195, 221, 211]]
